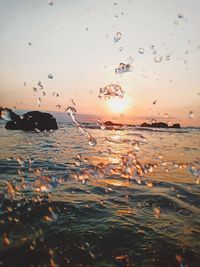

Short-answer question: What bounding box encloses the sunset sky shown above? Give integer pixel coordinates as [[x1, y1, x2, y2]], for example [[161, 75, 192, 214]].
[[0, 0, 200, 126]]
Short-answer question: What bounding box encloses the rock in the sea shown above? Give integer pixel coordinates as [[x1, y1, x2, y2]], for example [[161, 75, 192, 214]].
[[140, 122, 181, 129], [4, 111, 58, 131], [104, 121, 123, 127]]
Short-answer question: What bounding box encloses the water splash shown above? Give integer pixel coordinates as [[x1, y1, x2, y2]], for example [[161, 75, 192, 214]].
[[98, 84, 125, 99], [66, 106, 97, 146]]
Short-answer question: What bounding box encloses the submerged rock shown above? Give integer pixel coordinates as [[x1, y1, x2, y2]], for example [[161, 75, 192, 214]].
[[140, 122, 181, 128], [3, 110, 58, 131]]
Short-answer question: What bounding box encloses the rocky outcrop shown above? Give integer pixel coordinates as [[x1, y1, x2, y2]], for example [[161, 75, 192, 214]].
[[104, 121, 123, 127], [140, 122, 181, 129], [4, 110, 58, 131]]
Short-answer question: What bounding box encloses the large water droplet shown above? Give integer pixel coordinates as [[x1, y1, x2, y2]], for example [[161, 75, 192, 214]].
[[98, 84, 125, 99]]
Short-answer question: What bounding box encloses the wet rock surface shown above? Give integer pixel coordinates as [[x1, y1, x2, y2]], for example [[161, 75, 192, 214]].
[[5, 111, 58, 131]]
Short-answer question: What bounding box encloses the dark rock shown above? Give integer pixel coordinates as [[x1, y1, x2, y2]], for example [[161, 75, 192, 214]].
[[104, 121, 123, 127], [5, 111, 58, 131], [171, 123, 181, 129], [140, 121, 181, 129]]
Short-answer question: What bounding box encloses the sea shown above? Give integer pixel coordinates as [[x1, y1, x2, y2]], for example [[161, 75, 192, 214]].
[[0, 113, 200, 267]]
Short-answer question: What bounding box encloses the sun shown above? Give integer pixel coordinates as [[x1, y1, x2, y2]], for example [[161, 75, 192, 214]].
[[107, 98, 130, 114]]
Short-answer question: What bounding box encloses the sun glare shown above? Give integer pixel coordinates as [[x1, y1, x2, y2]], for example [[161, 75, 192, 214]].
[[107, 98, 130, 113]]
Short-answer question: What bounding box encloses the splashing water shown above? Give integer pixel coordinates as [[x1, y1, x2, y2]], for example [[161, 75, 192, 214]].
[[98, 84, 125, 100], [115, 63, 132, 75], [66, 106, 97, 146], [113, 32, 122, 42]]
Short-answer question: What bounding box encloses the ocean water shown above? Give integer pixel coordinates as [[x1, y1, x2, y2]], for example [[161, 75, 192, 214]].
[[0, 120, 200, 267]]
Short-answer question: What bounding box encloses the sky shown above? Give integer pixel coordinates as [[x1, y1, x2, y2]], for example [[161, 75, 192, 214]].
[[0, 0, 200, 126]]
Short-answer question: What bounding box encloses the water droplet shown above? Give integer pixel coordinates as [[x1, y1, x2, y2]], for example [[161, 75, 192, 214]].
[[153, 50, 157, 55], [98, 84, 125, 99], [42, 91, 46, 96], [138, 48, 144, 54], [150, 45, 155, 50], [165, 54, 171, 61], [38, 81, 43, 89], [153, 100, 157, 105], [164, 113, 169, 118], [66, 106, 76, 116], [120, 114, 124, 118], [119, 47, 123, 51], [48, 0, 53, 5], [75, 159, 81, 166], [189, 111, 194, 118], [28, 42, 32, 46], [154, 55, 163, 63], [56, 105, 61, 109], [70, 99, 76, 106], [48, 73, 53, 79], [178, 13, 184, 19], [37, 97, 41, 107], [88, 136, 97, 146], [113, 32, 122, 42], [115, 63, 132, 75], [33, 87, 37, 93]]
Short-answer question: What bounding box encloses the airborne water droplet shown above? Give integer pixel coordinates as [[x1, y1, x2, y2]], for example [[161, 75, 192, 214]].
[[115, 63, 132, 75], [48, 0, 53, 6], [113, 32, 122, 42], [48, 73, 53, 79], [138, 48, 144, 54], [165, 54, 171, 61], [37, 97, 41, 107], [164, 113, 169, 118], [88, 136, 97, 146], [178, 13, 184, 19], [98, 84, 125, 99], [154, 55, 163, 63], [189, 111, 194, 118]]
